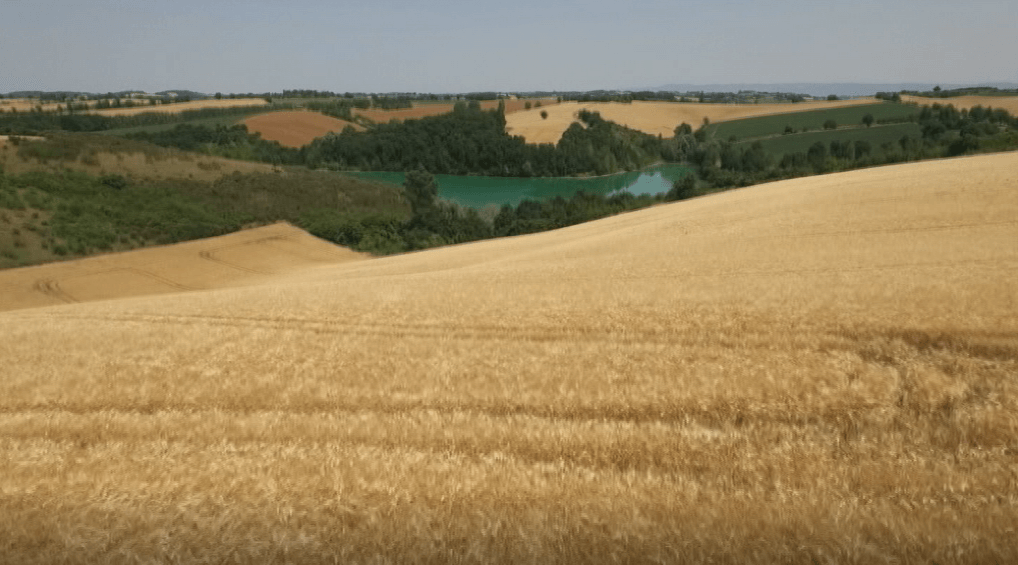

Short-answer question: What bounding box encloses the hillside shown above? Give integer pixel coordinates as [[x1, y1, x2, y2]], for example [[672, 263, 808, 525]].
[[1, 152, 1016, 562]]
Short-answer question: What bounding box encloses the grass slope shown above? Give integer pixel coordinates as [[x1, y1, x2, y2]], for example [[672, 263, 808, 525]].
[[1, 152, 1016, 563]]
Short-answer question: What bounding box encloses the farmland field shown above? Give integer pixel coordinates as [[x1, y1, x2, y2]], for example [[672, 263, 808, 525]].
[[709, 102, 920, 140], [744, 122, 923, 158], [505, 98, 880, 144], [242, 111, 364, 148], [1, 152, 1017, 562], [88, 98, 270, 116]]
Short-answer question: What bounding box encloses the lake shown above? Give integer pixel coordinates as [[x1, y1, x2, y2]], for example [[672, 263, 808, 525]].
[[342, 164, 692, 209]]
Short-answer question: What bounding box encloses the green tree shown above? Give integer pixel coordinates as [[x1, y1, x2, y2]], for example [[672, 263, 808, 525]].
[[540, 110, 548, 120], [861, 113, 874, 128], [666, 174, 697, 201], [403, 168, 438, 215], [823, 119, 837, 130]]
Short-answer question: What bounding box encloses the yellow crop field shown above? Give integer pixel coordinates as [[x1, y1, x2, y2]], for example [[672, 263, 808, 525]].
[[1, 152, 1017, 562], [902, 94, 1018, 115], [89, 98, 270, 116], [506, 98, 879, 144]]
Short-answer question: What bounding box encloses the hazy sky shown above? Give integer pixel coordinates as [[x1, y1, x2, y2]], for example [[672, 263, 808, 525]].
[[2, 0, 1016, 94]]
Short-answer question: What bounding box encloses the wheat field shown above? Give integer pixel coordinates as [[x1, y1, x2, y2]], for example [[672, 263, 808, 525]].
[[505, 98, 880, 144], [1, 153, 1017, 563], [88, 98, 270, 117]]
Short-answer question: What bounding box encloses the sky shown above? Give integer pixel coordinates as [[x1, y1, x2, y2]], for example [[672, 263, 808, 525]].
[[1, 0, 1016, 94]]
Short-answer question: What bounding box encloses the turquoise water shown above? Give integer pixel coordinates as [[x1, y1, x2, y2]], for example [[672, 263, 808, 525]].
[[342, 164, 692, 209]]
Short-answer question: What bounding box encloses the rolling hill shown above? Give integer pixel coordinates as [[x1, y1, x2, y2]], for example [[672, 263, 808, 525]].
[[1, 152, 1016, 563]]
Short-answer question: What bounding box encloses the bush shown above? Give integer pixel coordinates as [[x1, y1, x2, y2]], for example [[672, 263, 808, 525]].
[[823, 120, 837, 130], [100, 173, 128, 190]]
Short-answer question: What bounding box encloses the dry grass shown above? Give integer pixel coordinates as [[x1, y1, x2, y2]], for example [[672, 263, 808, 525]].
[[506, 98, 880, 144], [901, 94, 1018, 115], [242, 111, 364, 148], [1, 153, 1017, 562]]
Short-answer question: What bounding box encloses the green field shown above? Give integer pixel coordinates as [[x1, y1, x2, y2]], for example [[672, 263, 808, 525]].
[[710, 102, 920, 140], [99, 111, 264, 136], [743, 123, 922, 158]]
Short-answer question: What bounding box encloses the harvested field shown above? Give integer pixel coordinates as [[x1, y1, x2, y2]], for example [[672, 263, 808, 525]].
[[356, 98, 558, 123], [902, 94, 1018, 115], [2, 152, 1017, 562], [243, 110, 364, 148], [506, 98, 880, 144], [89, 98, 270, 117]]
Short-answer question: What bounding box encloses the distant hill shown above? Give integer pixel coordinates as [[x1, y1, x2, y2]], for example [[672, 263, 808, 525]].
[[635, 83, 1018, 98]]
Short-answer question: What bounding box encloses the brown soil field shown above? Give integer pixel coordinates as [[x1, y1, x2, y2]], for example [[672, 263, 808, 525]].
[[506, 98, 880, 144], [243, 111, 364, 148], [901, 94, 1018, 115], [88, 98, 270, 117], [2, 153, 1017, 562], [356, 98, 559, 123]]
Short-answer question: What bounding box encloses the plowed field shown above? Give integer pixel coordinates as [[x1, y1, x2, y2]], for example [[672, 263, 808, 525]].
[[506, 98, 880, 144], [2, 153, 1017, 563], [243, 111, 364, 147]]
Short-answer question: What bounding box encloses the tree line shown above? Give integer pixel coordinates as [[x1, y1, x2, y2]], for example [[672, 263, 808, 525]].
[[303, 103, 665, 177], [672, 102, 1018, 191]]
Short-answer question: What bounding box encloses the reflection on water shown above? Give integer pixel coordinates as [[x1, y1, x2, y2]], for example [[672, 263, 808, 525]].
[[342, 164, 692, 208]]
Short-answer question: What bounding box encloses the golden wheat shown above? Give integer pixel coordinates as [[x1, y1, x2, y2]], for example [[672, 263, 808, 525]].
[[1, 153, 1017, 563]]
